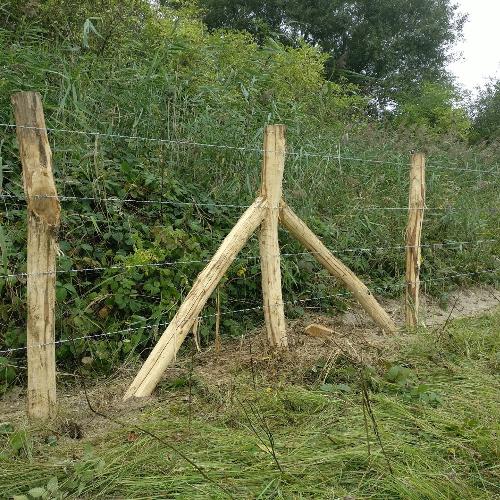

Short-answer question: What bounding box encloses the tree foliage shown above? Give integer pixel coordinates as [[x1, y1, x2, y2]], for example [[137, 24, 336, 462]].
[[471, 79, 500, 143], [197, 0, 466, 100], [393, 82, 470, 139]]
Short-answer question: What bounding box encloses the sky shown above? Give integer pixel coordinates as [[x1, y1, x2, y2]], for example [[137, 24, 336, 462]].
[[447, 0, 500, 95]]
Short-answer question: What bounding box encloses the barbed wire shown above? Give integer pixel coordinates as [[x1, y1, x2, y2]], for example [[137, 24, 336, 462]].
[[1, 193, 498, 216], [406, 268, 499, 285], [0, 123, 263, 154], [0, 294, 331, 355], [326, 268, 500, 287], [1, 239, 496, 280], [2, 123, 499, 174], [0, 192, 251, 210], [1, 267, 497, 356], [292, 151, 499, 174]]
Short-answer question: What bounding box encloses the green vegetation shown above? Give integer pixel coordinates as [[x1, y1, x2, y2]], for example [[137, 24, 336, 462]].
[[471, 78, 500, 144], [198, 0, 466, 101], [0, 1, 499, 379], [1, 309, 499, 498]]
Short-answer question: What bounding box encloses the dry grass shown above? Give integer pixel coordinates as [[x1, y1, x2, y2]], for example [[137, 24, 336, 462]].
[[1, 306, 499, 499]]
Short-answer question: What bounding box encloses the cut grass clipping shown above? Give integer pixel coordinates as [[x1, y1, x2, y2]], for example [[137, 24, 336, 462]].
[[1, 308, 499, 499]]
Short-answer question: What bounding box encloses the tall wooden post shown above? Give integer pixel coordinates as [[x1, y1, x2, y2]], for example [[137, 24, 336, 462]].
[[260, 125, 287, 347], [12, 92, 61, 420], [405, 153, 426, 329]]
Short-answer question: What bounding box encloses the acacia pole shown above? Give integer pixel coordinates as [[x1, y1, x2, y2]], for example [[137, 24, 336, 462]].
[[260, 125, 287, 347], [405, 153, 426, 328], [280, 202, 397, 334], [124, 198, 267, 400]]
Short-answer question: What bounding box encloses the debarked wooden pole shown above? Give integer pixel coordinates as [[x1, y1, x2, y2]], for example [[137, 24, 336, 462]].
[[259, 125, 287, 347], [124, 197, 267, 400], [12, 91, 61, 420], [279, 201, 397, 334], [405, 153, 426, 328]]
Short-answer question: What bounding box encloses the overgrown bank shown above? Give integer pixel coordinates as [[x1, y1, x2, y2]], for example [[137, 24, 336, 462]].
[[0, 2, 499, 380]]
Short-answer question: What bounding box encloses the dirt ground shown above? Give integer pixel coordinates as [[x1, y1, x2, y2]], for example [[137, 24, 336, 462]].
[[1, 286, 498, 440]]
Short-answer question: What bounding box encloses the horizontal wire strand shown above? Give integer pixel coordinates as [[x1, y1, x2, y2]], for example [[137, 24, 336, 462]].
[[1, 193, 498, 215], [1, 267, 498, 355], [0, 192, 251, 210], [0, 123, 263, 153], [2, 123, 499, 174], [1, 239, 497, 280]]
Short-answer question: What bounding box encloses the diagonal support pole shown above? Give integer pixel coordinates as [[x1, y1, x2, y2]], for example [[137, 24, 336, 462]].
[[279, 201, 397, 334], [124, 197, 267, 400]]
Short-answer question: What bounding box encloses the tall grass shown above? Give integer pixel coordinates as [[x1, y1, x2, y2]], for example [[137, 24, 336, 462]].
[[0, 310, 498, 498]]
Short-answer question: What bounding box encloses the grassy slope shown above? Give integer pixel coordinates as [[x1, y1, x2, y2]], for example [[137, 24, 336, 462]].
[[1, 308, 499, 499]]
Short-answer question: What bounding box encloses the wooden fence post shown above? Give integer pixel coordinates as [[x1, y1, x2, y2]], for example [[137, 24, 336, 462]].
[[260, 125, 287, 347], [12, 92, 60, 420], [405, 153, 426, 329]]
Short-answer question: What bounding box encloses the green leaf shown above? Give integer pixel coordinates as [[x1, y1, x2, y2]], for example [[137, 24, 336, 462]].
[[10, 430, 28, 453], [385, 365, 411, 385], [47, 476, 59, 493], [56, 285, 68, 301], [335, 383, 352, 393], [82, 18, 103, 48], [319, 383, 334, 393], [0, 422, 14, 434]]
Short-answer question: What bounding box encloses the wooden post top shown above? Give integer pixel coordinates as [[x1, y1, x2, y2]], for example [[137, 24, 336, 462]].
[[11, 92, 60, 228], [261, 124, 286, 206]]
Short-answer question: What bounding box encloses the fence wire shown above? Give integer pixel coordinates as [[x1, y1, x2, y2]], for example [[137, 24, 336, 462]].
[[1, 121, 498, 365], [0, 239, 496, 280], [1, 267, 498, 356], [2, 122, 500, 174]]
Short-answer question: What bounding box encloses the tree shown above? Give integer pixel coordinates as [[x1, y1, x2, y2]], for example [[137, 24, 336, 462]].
[[393, 81, 470, 139], [196, 0, 466, 101], [471, 79, 500, 143]]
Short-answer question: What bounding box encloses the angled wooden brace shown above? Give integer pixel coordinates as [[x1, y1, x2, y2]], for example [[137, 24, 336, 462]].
[[279, 201, 397, 334], [123, 196, 267, 400]]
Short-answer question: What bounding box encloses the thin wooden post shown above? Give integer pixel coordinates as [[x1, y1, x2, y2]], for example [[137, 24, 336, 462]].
[[215, 287, 221, 352], [12, 92, 61, 420], [260, 125, 287, 347], [405, 153, 426, 328]]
